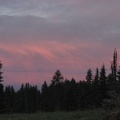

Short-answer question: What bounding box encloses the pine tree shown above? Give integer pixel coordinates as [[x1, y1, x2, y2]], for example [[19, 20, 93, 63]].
[[100, 64, 106, 84], [4, 85, 15, 113], [94, 68, 99, 85], [99, 64, 107, 100], [86, 69, 93, 84], [15, 84, 25, 113], [41, 81, 49, 111], [111, 49, 118, 81], [0, 61, 4, 113], [51, 70, 64, 85], [48, 70, 64, 111]]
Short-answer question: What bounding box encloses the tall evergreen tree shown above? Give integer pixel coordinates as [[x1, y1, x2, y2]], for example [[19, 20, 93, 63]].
[[99, 64, 107, 100], [4, 85, 15, 113], [48, 70, 64, 111], [86, 69, 93, 84], [51, 70, 64, 85], [0, 61, 4, 113], [111, 49, 118, 81], [94, 68, 99, 85], [100, 64, 106, 84], [41, 81, 49, 111], [15, 84, 25, 113]]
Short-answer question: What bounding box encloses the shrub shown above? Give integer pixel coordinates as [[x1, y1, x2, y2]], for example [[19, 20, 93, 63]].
[[103, 91, 120, 120]]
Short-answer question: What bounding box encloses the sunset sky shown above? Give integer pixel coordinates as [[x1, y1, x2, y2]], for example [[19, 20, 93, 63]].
[[0, 0, 120, 89]]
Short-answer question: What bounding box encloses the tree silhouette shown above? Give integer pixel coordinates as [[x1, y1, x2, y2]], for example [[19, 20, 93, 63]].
[[4, 85, 15, 113], [111, 49, 118, 81], [100, 64, 106, 85], [0, 61, 4, 113], [117, 66, 120, 81], [86, 68, 93, 84], [99, 64, 108, 103], [94, 68, 100, 85], [1, 49, 120, 113], [51, 70, 64, 85], [41, 81, 49, 111]]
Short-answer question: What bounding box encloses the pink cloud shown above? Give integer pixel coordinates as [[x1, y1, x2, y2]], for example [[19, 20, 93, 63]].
[[0, 40, 119, 88]]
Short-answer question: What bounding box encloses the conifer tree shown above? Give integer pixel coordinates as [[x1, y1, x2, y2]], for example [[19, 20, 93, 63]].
[[99, 64, 107, 100], [5, 85, 15, 113], [94, 68, 99, 85], [100, 64, 106, 85], [111, 49, 118, 81], [0, 61, 4, 113], [51, 70, 64, 85], [86, 69, 93, 84], [41, 81, 48, 111]]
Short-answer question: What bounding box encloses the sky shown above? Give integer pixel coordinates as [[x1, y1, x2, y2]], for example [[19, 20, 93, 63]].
[[0, 0, 120, 89]]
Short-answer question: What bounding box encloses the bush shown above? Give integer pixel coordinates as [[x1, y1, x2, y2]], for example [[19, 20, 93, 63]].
[[103, 91, 120, 120]]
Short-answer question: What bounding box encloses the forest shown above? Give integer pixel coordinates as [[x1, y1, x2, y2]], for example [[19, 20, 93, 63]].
[[0, 49, 120, 118]]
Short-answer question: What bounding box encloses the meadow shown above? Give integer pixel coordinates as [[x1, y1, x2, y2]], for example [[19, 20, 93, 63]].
[[0, 109, 105, 120]]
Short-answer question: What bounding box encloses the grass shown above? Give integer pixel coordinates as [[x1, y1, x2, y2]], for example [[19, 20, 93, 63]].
[[0, 109, 105, 120]]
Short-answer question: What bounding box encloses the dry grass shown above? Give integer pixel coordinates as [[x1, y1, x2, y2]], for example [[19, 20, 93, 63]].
[[0, 109, 104, 120]]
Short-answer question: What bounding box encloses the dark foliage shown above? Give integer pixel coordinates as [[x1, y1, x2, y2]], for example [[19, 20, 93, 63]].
[[0, 61, 5, 113], [1, 49, 120, 114]]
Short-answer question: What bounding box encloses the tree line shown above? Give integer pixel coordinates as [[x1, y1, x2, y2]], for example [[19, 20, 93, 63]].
[[0, 49, 120, 113]]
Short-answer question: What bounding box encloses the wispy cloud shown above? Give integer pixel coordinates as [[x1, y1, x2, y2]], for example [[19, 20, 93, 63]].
[[0, 0, 120, 87]]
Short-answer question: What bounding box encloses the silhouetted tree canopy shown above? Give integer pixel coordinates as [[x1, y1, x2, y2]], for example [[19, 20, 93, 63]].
[[86, 68, 93, 84], [51, 70, 64, 85], [1, 49, 120, 113]]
